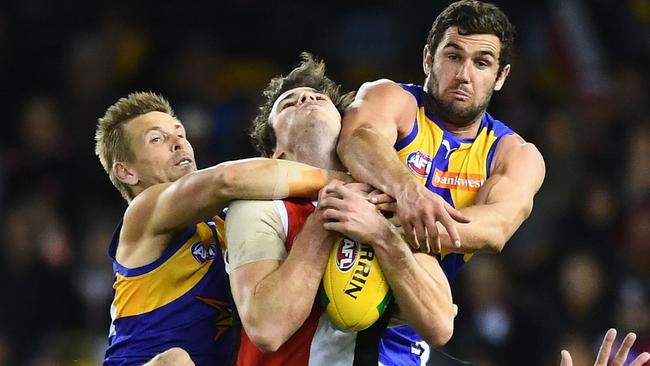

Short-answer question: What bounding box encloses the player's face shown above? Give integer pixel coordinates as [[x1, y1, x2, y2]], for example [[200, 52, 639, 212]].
[[424, 26, 510, 126], [124, 111, 196, 187], [269, 87, 342, 155]]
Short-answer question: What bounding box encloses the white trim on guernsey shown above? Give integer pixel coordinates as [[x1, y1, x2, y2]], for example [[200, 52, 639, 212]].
[[308, 312, 357, 366]]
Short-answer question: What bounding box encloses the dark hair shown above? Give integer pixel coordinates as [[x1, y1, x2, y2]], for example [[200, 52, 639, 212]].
[[427, 0, 515, 76], [250, 52, 355, 157]]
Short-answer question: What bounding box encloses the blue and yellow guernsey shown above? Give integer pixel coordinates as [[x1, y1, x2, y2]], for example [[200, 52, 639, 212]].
[[396, 83, 514, 281], [378, 84, 514, 366], [104, 217, 232, 366]]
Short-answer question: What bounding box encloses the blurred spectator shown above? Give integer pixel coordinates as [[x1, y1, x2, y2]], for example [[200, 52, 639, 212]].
[[557, 252, 610, 333], [0, 198, 82, 364], [76, 217, 114, 335], [624, 124, 650, 203], [447, 256, 514, 365]]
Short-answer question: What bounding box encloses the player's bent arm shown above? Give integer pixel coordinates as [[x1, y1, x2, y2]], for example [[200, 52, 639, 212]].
[[337, 80, 417, 195], [438, 136, 545, 253], [227, 200, 334, 353], [319, 183, 454, 346], [338, 81, 469, 251], [375, 228, 455, 347]]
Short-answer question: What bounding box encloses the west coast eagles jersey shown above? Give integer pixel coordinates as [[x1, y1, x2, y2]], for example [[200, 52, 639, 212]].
[[378, 84, 514, 366], [104, 217, 232, 366], [396, 83, 514, 281]]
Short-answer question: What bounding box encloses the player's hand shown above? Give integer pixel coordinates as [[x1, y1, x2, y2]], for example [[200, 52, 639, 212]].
[[392, 180, 469, 253], [317, 181, 393, 246], [560, 329, 650, 366], [369, 189, 396, 216]]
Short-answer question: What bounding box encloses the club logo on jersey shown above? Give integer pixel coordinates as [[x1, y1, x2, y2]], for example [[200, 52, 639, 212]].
[[191, 241, 217, 263], [336, 237, 359, 272], [406, 151, 433, 177], [431, 168, 485, 192], [441, 139, 459, 160]]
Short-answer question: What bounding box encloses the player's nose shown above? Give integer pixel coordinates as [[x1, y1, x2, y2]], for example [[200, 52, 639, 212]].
[[298, 90, 318, 104]]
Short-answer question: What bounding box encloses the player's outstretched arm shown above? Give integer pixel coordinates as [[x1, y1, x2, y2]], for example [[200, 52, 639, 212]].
[[227, 199, 335, 353], [560, 329, 650, 366], [136, 158, 345, 234], [338, 80, 469, 253], [119, 158, 346, 267], [319, 181, 455, 346]]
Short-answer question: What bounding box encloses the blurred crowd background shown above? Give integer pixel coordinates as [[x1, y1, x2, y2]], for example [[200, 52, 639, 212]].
[[0, 0, 648, 365]]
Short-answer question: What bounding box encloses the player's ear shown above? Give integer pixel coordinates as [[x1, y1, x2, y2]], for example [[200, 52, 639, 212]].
[[113, 161, 139, 186], [423, 45, 433, 76], [494, 64, 510, 91]]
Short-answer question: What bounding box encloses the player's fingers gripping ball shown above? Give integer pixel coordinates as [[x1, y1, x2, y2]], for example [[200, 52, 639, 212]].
[[321, 235, 391, 332]]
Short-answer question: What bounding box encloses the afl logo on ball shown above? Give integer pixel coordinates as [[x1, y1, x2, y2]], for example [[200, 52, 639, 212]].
[[336, 237, 359, 272], [191, 242, 217, 263], [406, 151, 433, 177]]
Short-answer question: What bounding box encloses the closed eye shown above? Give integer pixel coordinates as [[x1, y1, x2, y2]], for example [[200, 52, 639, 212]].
[[282, 100, 296, 109]]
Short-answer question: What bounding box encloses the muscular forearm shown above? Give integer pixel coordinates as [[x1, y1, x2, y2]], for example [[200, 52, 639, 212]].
[[438, 202, 529, 253], [153, 158, 344, 233], [438, 136, 544, 254], [217, 158, 347, 200], [338, 126, 413, 196], [241, 216, 334, 352], [374, 228, 455, 347]]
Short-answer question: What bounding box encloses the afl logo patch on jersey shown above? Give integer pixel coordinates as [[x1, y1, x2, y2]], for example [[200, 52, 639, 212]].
[[336, 237, 359, 272], [407, 151, 433, 177], [191, 242, 217, 263]]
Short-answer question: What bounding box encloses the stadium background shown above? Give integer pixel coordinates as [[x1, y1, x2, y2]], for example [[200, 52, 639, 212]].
[[0, 0, 647, 365]]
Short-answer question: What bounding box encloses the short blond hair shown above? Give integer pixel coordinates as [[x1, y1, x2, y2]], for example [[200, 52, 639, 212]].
[[95, 92, 175, 202]]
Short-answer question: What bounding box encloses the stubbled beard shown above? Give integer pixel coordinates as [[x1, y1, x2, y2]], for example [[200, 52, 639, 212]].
[[427, 74, 493, 127]]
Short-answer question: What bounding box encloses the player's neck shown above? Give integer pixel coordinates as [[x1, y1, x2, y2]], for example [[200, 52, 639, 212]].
[[292, 144, 343, 171], [441, 119, 482, 139]]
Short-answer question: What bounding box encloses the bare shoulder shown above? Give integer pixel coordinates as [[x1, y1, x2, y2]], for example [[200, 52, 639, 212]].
[[347, 79, 418, 139], [356, 79, 415, 105], [119, 183, 173, 257], [492, 134, 545, 184], [494, 134, 544, 166]]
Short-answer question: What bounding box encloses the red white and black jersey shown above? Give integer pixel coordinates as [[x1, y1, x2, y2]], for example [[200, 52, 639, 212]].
[[229, 198, 391, 366]]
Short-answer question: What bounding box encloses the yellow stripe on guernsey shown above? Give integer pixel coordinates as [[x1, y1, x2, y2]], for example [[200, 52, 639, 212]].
[[113, 219, 222, 318], [214, 216, 226, 251]]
